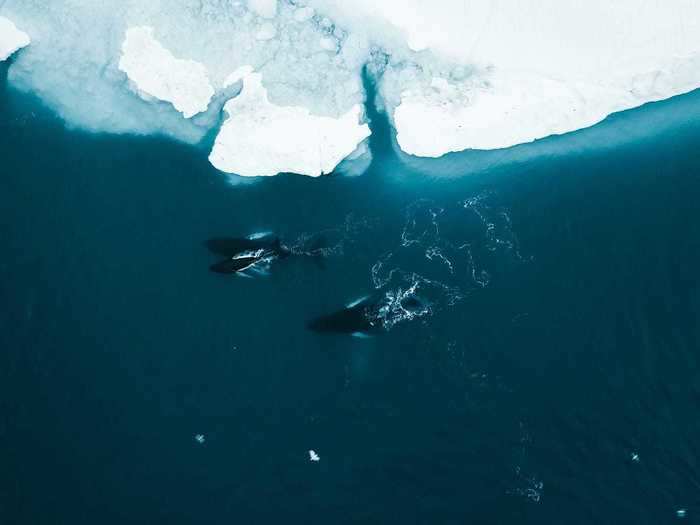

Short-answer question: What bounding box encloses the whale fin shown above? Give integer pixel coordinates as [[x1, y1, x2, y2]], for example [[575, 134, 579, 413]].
[[247, 231, 273, 240], [346, 295, 370, 309]]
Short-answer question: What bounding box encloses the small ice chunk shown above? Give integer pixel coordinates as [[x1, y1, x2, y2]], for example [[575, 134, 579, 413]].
[[247, 0, 277, 19], [319, 37, 337, 52], [0, 16, 31, 62], [194, 434, 205, 444], [294, 6, 314, 22], [308, 450, 320, 462], [256, 22, 277, 41], [118, 26, 214, 118]]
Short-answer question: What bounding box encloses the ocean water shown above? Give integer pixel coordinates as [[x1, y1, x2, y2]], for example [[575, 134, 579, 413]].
[[2, 60, 700, 524]]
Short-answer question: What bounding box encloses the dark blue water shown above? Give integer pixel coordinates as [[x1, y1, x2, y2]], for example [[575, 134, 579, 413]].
[[2, 61, 700, 524]]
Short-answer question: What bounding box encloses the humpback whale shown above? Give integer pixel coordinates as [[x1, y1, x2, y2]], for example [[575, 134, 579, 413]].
[[206, 231, 330, 277], [206, 234, 291, 275], [307, 293, 427, 336], [307, 296, 381, 336], [206, 234, 290, 258]]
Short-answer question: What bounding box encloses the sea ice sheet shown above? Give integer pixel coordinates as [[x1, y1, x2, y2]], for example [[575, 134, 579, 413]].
[[1, 0, 699, 174], [317, 0, 700, 156]]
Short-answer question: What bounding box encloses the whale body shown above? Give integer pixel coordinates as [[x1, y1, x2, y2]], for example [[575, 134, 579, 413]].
[[205, 233, 290, 275], [307, 296, 380, 336]]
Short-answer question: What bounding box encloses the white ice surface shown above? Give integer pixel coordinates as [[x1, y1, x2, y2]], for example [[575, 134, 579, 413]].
[[313, 0, 700, 156], [1, 0, 699, 173], [1, 0, 367, 154], [118, 26, 214, 118], [0, 16, 30, 61], [209, 70, 370, 177], [393, 58, 700, 156], [247, 0, 278, 19]]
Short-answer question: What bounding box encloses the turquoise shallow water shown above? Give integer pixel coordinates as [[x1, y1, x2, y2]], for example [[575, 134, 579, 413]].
[[2, 61, 700, 524]]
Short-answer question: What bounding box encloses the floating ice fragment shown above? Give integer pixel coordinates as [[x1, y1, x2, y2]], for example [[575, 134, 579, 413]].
[[309, 450, 320, 462], [118, 26, 214, 118], [194, 434, 205, 444], [380, 0, 700, 156], [209, 71, 370, 177], [247, 0, 278, 19], [294, 6, 315, 22], [319, 37, 337, 52], [256, 22, 277, 41], [0, 16, 30, 61]]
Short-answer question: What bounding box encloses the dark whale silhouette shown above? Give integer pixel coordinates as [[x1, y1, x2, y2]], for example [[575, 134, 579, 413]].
[[205, 235, 290, 258], [307, 293, 427, 336], [206, 234, 291, 275], [307, 296, 381, 336], [209, 251, 273, 274]]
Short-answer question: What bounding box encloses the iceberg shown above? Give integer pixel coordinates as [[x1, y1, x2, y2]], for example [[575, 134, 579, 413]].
[[0, 16, 30, 61], [118, 26, 214, 118], [1, 0, 699, 175], [209, 70, 370, 177], [392, 61, 700, 156], [382, 0, 700, 157], [315, 0, 700, 156]]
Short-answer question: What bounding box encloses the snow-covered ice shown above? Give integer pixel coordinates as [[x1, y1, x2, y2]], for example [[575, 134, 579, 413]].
[[1, 0, 699, 174], [379, 0, 700, 156], [247, 0, 278, 19], [118, 26, 214, 118], [209, 70, 370, 177], [0, 0, 368, 155], [311, 0, 700, 155], [0, 16, 30, 61]]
